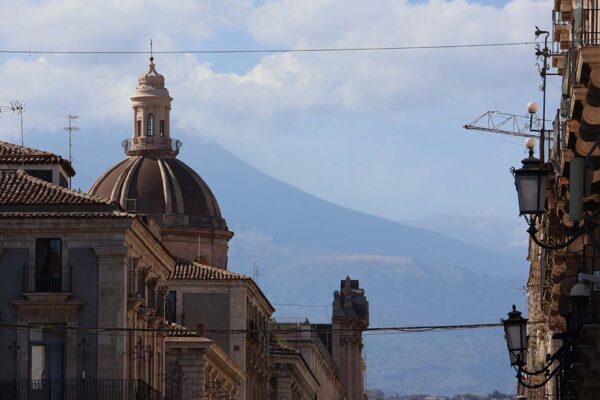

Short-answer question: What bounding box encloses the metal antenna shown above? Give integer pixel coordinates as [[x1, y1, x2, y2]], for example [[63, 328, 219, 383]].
[[8, 101, 25, 169], [252, 256, 259, 282], [150, 39, 154, 62], [63, 114, 79, 188]]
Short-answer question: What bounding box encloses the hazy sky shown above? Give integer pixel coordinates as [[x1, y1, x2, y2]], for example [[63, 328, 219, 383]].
[[0, 0, 556, 223]]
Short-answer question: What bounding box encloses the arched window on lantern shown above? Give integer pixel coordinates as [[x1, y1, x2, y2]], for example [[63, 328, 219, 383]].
[[147, 113, 155, 136]]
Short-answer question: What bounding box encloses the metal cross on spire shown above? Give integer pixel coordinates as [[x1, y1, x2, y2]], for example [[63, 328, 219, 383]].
[[150, 38, 153, 63]]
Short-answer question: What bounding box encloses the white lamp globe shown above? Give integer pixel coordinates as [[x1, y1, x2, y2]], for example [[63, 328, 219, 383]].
[[527, 101, 539, 114]]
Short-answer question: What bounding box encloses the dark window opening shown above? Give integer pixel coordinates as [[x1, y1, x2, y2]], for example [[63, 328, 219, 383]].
[[25, 170, 53, 183], [136, 120, 141, 137], [35, 239, 62, 292], [147, 113, 154, 137], [166, 291, 177, 323], [159, 120, 165, 137]]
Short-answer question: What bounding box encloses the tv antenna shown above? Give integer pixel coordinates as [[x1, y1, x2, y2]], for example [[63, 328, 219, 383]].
[[252, 256, 259, 282], [63, 114, 79, 188], [0, 101, 25, 168]]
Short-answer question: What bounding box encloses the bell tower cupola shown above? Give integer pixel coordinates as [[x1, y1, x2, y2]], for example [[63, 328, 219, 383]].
[[125, 56, 180, 157]]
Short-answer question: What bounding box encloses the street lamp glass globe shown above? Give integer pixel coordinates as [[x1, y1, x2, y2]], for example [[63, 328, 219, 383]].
[[512, 148, 547, 215], [503, 305, 528, 366]]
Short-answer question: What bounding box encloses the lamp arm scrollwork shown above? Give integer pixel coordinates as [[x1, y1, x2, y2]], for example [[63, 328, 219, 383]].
[[516, 365, 562, 389], [526, 219, 586, 250]]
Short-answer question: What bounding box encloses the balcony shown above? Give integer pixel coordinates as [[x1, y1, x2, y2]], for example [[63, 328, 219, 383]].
[[0, 379, 162, 400], [22, 264, 72, 294], [579, 244, 600, 325]]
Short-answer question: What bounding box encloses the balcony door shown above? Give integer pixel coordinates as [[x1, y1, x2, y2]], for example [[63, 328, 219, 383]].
[[29, 327, 65, 400], [35, 239, 62, 292]]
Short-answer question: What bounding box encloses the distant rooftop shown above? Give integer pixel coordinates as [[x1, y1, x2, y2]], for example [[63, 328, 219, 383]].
[[0, 140, 75, 177], [0, 170, 126, 217], [169, 259, 251, 281]]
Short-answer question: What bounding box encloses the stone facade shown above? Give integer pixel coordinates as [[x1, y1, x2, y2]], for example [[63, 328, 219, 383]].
[[166, 262, 273, 400], [520, 4, 600, 398], [0, 171, 174, 395], [165, 334, 243, 400], [269, 343, 318, 400], [273, 321, 342, 400], [332, 277, 369, 400]]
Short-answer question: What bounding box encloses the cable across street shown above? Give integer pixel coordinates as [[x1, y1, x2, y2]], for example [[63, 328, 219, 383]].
[[0, 41, 541, 55]]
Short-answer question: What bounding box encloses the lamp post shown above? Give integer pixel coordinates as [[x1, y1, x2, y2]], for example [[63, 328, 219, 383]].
[[502, 280, 594, 400], [502, 305, 528, 367], [502, 306, 567, 397], [511, 137, 593, 250]]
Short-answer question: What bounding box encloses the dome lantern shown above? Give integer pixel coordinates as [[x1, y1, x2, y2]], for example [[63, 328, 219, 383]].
[[124, 57, 180, 157]]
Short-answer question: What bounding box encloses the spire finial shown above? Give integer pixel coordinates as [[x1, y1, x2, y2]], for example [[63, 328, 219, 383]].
[[150, 39, 154, 63]]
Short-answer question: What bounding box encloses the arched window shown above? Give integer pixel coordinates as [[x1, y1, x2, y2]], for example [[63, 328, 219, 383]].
[[146, 113, 155, 136]]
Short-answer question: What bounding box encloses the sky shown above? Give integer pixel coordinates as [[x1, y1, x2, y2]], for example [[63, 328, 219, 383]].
[[0, 0, 557, 224]]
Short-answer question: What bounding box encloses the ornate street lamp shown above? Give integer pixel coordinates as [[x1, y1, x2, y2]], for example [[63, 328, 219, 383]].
[[511, 139, 547, 216], [502, 284, 593, 398], [510, 137, 591, 250], [502, 305, 528, 367], [502, 306, 565, 394]]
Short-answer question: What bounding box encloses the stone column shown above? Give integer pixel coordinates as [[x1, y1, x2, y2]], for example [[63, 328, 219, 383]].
[[179, 349, 206, 400], [95, 247, 127, 379]]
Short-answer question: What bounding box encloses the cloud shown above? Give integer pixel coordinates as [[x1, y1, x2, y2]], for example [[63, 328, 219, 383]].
[[0, 0, 553, 223]]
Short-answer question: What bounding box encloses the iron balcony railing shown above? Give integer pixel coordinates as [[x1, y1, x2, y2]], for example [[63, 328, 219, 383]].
[[0, 379, 162, 400], [582, 6, 600, 46], [580, 244, 600, 324], [22, 264, 72, 294]]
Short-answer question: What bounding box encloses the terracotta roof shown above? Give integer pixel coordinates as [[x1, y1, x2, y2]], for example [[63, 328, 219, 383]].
[[168, 259, 251, 281], [0, 170, 115, 207], [0, 140, 75, 176]]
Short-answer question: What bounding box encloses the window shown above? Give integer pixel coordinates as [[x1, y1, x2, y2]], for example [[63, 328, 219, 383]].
[[166, 291, 177, 323], [35, 239, 62, 292], [146, 113, 155, 136], [159, 120, 165, 137], [136, 120, 141, 137]]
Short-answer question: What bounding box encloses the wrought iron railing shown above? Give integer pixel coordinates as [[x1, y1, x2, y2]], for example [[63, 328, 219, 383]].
[[121, 138, 182, 154], [0, 379, 161, 400], [22, 264, 72, 293], [581, 244, 600, 324], [582, 6, 600, 46]]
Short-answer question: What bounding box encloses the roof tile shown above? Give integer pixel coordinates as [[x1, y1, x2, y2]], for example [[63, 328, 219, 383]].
[[0, 140, 75, 176], [168, 259, 251, 281], [0, 170, 114, 206]]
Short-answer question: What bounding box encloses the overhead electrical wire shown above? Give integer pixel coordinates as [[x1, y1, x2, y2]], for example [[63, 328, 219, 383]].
[[0, 41, 541, 56], [0, 321, 524, 338]]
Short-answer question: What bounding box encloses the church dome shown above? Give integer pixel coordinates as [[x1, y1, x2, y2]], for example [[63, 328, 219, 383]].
[[88, 57, 232, 268], [89, 155, 227, 230]]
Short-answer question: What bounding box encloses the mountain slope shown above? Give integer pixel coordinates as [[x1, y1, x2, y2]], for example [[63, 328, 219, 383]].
[[179, 137, 525, 279], [174, 137, 526, 395]]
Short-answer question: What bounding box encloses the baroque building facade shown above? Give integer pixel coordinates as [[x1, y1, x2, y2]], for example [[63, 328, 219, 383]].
[[0, 57, 370, 400], [519, 2, 600, 399]]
